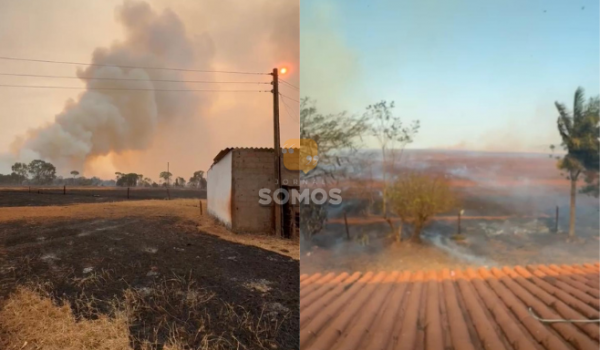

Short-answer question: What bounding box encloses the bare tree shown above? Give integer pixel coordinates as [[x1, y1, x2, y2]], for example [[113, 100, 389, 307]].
[[365, 101, 419, 221]]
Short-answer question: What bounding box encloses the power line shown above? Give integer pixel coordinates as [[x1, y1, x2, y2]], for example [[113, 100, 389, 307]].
[[0, 84, 269, 93], [279, 93, 299, 123], [0, 72, 270, 84], [280, 93, 299, 103], [279, 78, 298, 90], [0, 55, 269, 75]]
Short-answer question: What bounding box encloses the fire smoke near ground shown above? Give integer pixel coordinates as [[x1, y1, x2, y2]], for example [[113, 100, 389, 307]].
[[4, 0, 299, 179], [12, 1, 208, 173]]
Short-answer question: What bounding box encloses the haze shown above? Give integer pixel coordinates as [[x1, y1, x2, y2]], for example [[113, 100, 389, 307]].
[[0, 0, 299, 181]]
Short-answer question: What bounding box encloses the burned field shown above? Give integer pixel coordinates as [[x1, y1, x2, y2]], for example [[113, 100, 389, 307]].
[[0, 186, 204, 207], [0, 196, 299, 349], [302, 151, 600, 273]]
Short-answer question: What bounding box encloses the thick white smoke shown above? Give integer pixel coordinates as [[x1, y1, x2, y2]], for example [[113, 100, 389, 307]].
[[15, 0, 214, 172]]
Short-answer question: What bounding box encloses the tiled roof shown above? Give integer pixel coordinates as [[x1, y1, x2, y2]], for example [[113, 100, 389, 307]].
[[211, 146, 301, 165], [300, 263, 600, 350], [212, 147, 274, 164]]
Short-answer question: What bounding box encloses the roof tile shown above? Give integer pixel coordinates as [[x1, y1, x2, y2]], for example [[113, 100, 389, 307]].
[[300, 264, 600, 350]]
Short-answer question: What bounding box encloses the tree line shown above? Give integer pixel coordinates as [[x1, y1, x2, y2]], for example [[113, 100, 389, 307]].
[[114, 170, 206, 188], [0, 159, 207, 190]]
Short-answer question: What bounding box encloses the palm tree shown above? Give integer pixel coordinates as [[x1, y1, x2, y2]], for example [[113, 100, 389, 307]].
[[555, 87, 600, 237]]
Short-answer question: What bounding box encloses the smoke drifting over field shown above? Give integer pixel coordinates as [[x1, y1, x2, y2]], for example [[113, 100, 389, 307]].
[[6, 0, 299, 179], [12, 1, 208, 173]]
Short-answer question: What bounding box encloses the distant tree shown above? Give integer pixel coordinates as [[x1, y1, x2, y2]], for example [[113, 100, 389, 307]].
[[175, 177, 186, 187], [116, 173, 142, 187], [0, 173, 26, 185], [70, 170, 79, 177], [553, 87, 600, 236], [27, 160, 56, 185], [139, 177, 152, 187], [11, 163, 29, 179], [151, 182, 159, 188], [389, 173, 457, 244], [159, 171, 173, 185], [366, 100, 420, 220], [188, 170, 205, 189]]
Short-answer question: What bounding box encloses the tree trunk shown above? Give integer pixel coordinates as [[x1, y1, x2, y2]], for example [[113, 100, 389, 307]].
[[397, 223, 403, 243], [382, 187, 387, 216], [568, 176, 577, 237], [410, 223, 423, 243]]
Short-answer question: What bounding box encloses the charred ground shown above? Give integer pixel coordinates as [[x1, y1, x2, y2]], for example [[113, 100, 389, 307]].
[[302, 151, 600, 273], [0, 194, 299, 349]]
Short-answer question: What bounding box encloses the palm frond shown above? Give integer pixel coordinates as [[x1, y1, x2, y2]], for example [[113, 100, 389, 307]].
[[573, 87, 586, 121]]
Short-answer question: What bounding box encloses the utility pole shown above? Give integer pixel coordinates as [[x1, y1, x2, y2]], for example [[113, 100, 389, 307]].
[[271, 68, 283, 237], [166, 162, 171, 200]]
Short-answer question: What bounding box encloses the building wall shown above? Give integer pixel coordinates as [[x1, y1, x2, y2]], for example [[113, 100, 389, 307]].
[[231, 149, 275, 233], [207, 151, 232, 227], [230, 149, 299, 234]]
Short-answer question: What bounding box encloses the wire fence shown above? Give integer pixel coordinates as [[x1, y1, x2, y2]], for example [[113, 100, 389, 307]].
[[0, 185, 206, 201]]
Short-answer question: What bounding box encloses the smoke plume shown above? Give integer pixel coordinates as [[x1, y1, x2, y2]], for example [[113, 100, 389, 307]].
[[7, 0, 299, 180], [13, 0, 213, 174]]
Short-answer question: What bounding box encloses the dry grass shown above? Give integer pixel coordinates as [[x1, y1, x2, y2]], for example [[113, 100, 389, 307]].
[[0, 275, 289, 350], [0, 199, 298, 260], [0, 287, 133, 350]]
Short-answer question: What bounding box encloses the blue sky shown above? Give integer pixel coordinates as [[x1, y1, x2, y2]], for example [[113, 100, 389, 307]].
[[301, 0, 599, 152]]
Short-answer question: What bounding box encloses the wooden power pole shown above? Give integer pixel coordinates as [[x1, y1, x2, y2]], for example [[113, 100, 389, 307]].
[[271, 68, 283, 237]]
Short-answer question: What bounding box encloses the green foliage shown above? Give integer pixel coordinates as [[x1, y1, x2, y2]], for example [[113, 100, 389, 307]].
[[159, 171, 173, 183], [188, 170, 206, 189], [70, 170, 80, 177], [175, 177, 186, 187], [553, 88, 599, 236], [300, 97, 367, 179], [11, 163, 29, 179], [555, 88, 599, 183], [27, 160, 57, 185], [389, 173, 457, 243], [116, 173, 142, 187]]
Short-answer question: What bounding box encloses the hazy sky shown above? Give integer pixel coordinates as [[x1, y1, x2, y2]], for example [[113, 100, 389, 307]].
[[0, 0, 299, 179], [301, 0, 599, 152]]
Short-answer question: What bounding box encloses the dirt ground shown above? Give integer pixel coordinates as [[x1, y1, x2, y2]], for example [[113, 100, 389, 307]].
[[0, 195, 299, 349], [302, 215, 600, 274]]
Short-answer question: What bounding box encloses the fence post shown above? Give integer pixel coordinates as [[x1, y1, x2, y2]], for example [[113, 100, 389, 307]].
[[555, 205, 559, 233], [63, 185, 66, 195], [343, 211, 350, 240], [199, 198, 203, 215], [127, 187, 130, 199]]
